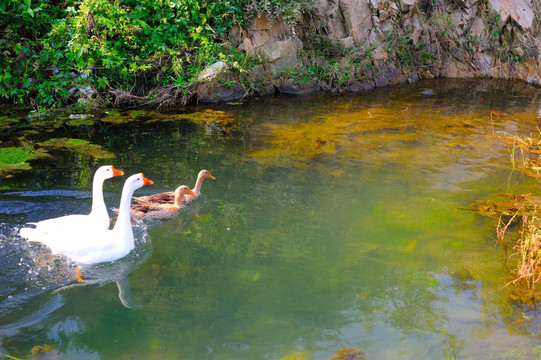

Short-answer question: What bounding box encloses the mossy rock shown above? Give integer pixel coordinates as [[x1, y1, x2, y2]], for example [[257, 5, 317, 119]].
[[279, 353, 309, 360], [178, 109, 235, 127], [100, 110, 157, 123], [37, 138, 114, 159], [331, 346, 366, 360], [0, 145, 49, 174], [0, 116, 19, 128], [66, 114, 96, 126], [100, 110, 138, 124]]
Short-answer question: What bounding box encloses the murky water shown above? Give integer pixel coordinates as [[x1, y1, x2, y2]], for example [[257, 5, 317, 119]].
[[2, 79, 541, 359]]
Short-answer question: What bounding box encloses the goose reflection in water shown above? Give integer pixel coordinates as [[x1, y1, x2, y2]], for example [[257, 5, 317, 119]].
[[0, 226, 151, 331], [59, 233, 151, 309], [115, 276, 142, 309]]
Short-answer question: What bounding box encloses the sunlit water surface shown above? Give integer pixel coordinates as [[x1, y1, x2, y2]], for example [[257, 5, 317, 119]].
[[2, 79, 541, 359]]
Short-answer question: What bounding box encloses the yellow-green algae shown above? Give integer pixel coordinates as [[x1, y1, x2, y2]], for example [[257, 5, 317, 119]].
[[247, 101, 502, 173], [0, 146, 49, 173], [279, 353, 309, 360], [37, 138, 114, 159], [66, 117, 96, 126], [0, 116, 19, 128], [177, 109, 235, 126], [100, 110, 140, 124], [100, 110, 178, 124]]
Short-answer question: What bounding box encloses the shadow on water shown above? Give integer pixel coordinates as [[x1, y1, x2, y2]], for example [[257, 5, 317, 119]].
[[2, 79, 541, 359]]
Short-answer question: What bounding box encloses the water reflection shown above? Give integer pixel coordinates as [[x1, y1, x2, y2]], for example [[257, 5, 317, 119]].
[[0, 223, 150, 358], [116, 277, 142, 309], [2, 79, 541, 359], [0, 293, 65, 338], [0, 177, 156, 358]]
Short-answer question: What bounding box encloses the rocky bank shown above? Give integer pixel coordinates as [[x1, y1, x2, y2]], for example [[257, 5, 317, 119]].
[[196, 0, 541, 103]]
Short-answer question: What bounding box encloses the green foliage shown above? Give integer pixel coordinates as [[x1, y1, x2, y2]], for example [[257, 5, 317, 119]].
[[279, 34, 367, 87], [0, 0, 245, 109], [0, 0, 70, 108], [244, 0, 316, 26], [384, 32, 434, 69]]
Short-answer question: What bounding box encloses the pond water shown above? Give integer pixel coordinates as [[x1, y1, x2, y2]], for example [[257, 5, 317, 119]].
[[1, 79, 541, 359]]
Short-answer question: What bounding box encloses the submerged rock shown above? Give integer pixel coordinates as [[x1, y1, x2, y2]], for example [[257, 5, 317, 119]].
[[279, 353, 309, 360], [330, 346, 366, 360]]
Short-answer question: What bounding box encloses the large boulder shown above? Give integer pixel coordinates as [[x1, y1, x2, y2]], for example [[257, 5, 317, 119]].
[[236, 14, 303, 74], [312, 0, 375, 46], [338, 0, 373, 45], [196, 65, 245, 103], [488, 0, 535, 31]]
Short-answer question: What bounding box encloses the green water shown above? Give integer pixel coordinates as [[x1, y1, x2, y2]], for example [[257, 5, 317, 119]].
[[2, 79, 541, 359]]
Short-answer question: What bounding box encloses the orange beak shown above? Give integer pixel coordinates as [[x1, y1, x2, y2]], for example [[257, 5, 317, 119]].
[[208, 173, 216, 180], [142, 174, 154, 186], [187, 189, 197, 197], [112, 166, 124, 177]]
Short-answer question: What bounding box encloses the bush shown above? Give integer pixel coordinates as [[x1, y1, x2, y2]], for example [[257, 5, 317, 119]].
[[0, 0, 318, 110], [244, 0, 315, 26], [0, 0, 244, 110]]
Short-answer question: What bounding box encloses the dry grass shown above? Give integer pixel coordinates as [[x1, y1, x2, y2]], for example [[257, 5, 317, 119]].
[[110, 85, 193, 109], [470, 130, 541, 298], [498, 130, 541, 180]]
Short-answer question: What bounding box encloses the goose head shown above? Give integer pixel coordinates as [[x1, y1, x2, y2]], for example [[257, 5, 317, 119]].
[[126, 173, 154, 190], [191, 169, 216, 196], [96, 165, 124, 180], [198, 169, 216, 181], [115, 173, 153, 225], [173, 185, 196, 206]]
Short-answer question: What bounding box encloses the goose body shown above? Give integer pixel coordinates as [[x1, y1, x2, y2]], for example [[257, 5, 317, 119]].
[[131, 185, 195, 220], [133, 169, 215, 205], [23, 165, 124, 235], [20, 173, 153, 264]]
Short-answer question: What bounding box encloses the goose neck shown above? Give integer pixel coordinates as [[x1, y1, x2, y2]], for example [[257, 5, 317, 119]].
[[113, 185, 135, 233], [192, 175, 204, 195], [89, 176, 106, 217]]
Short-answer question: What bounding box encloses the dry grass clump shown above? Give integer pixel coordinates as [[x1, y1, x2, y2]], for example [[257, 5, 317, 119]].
[[471, 193, 541, 296], [498, 130, 541, 180], [509, 215, 541, 291], [470, 130, 541, 298]]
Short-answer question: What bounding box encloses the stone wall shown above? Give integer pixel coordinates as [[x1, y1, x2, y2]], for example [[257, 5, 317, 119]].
[[304, 0, 541, 84], [197, 0, 541, 102]]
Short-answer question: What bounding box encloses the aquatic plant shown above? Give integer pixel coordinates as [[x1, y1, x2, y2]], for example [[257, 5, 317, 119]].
[[498, 130, 541, 179], [471, 130, 541, 299], [178, 109, 235, 127], [0, 145, 48, 174], [100, 110, 144, 124], [37, 138, 114, 159], [248, 105, 422, 168], [0, 116, 19, 128]]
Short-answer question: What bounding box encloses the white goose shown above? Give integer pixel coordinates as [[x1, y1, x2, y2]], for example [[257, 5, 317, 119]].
[[21, 173, 153, 264], [22, 165, 124, 235]]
